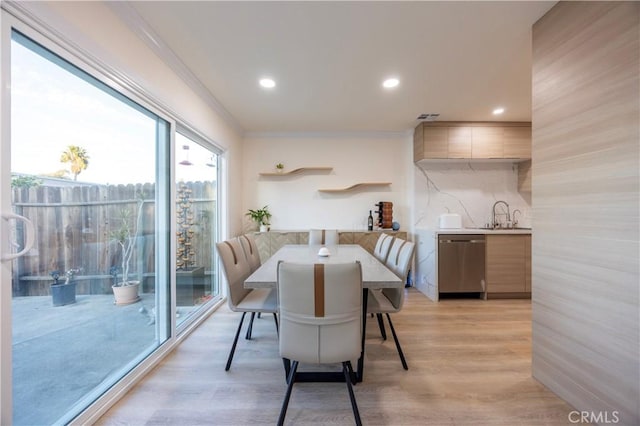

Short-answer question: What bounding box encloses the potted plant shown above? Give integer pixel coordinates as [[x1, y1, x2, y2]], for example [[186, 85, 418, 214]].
[[110, 198, 144, 305], [50, 268, 78, 307], [275, 163, 284, 173], [246, 205, 271, 232]]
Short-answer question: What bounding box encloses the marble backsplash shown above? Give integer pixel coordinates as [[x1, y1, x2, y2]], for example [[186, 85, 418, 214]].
[[413, 161, 531, 229], [412, 161, 531, 300]]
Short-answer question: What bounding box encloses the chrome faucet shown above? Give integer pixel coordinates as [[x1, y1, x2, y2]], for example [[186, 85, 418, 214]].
[[512, 209, 522, 227], [492, 200, 510, 229]]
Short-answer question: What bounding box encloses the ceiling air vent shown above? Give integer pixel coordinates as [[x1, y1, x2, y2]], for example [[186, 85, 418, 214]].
[[417, 113, 440, 121]]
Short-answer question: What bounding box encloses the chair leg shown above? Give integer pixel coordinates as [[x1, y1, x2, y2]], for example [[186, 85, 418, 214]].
[[342, 362, 362, 426], [258, 312, 262, 319], [273, 313, 279, 337], [345, 360, 356, 385], [376, 313, 387, 340], [282, 358, 291, 382], [386, 313, 408, 370], [225, 312, 246, 371], [277, 360, 299, 426], [245, 312, 256, 340]]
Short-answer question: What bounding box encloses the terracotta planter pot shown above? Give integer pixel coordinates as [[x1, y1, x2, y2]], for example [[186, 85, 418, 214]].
[[112, 281, 140, 305]]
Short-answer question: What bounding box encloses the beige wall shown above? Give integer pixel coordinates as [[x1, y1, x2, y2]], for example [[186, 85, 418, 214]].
[[532, 2, 639, 424], [242, 133, 413, 232]]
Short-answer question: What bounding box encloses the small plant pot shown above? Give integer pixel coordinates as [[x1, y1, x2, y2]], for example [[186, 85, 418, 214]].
[[260, 224, 268, 232], [112, 281, 140, 305], [51, 282, 77, 307]]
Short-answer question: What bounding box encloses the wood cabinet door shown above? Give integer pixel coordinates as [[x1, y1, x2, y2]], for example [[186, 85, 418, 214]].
[[339, 232, 355, 245], [472, 127, 504, 158], [352, 232, 378, 254], [486, 235, 526, 293], [447, 127, 472, 158], [423, 127, 449, 158], [253, 232, 271, 262], [270, 232, 298, 255], [503, 127, 531, 159]]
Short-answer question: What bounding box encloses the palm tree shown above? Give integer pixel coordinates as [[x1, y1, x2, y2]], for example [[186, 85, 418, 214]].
[[60, 145, 89, 181]]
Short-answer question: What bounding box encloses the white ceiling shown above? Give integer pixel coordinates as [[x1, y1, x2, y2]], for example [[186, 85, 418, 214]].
[[126, 1, 555, 134]]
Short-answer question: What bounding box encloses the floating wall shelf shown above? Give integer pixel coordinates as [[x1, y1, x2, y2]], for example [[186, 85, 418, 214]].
[[259, 166, 333, 177], [318, 182, 392, 193]]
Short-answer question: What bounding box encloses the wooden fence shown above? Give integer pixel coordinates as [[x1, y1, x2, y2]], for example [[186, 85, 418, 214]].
[[10, 181, 216, 297]]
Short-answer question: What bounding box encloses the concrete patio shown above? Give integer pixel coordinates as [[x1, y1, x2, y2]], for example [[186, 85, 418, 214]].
[[12, 293, 162, 425]]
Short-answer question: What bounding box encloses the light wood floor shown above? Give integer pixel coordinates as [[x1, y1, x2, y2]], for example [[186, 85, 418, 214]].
[[97, 289, 576, 425]]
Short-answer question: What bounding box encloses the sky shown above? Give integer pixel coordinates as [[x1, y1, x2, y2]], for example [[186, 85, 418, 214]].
[[10, 37, 216, 186]]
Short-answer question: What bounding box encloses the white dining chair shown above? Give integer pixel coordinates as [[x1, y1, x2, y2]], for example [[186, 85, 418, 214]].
[[216, 239, 278, 371], [308, 229, 339, 246], [371, 233, 395, 338], [276, 261, 363, 426], [373, 233, 395, 263], [238, 233, 261, 273], [368, 238, 414, 370], [238, 233, 266, 335]]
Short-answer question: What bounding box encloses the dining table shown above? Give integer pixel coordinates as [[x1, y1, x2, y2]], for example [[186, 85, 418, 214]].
[[244, 244, 403, 383]]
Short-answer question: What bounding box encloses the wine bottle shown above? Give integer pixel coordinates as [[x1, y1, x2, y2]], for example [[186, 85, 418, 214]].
[[367, 210, 373, 231]]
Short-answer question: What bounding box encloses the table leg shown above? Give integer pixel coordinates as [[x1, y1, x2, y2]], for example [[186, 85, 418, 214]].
[[356, 288, 368, 383]]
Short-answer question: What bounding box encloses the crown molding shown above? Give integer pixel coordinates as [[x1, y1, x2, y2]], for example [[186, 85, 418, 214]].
[[244, 130, 413, 140], [107, 1, 244, 136]]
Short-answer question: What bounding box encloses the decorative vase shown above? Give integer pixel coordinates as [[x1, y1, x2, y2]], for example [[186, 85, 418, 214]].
[[51, 282, 76, 307], [112, 281, 140, 305], [260, 224, 268, 232]]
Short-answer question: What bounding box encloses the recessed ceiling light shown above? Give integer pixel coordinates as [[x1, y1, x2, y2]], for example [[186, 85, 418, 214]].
[[259, 78, 276, 89], [382, 78, 399, 89], [493, 107, 505, 115]]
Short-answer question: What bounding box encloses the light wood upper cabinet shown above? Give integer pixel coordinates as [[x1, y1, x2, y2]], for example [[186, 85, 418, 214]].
[[423, 127, 449, 158], [503, 127, 532, 159], [414, 122, 531, 161], [447, 127, 472, 158], [413, 122, 424, 160], [472, 126, 504, 158]]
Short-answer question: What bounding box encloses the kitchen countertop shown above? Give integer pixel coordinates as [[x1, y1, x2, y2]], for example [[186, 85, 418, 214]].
[[434, 227, 532, 235]]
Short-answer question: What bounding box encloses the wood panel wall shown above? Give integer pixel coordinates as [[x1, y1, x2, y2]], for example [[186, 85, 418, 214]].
[[532, 2, 639, 424]]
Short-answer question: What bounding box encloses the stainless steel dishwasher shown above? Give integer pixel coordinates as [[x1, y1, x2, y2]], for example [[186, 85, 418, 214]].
[[438, 234, 486, 294]]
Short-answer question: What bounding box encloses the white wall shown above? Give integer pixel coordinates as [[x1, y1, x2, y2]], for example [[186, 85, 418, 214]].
[[242, 133, 413, 233]]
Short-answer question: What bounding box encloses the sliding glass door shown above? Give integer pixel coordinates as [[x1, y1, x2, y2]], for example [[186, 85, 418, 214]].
[[6, 31, 170, 425], [174, 132, 219, 328]]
